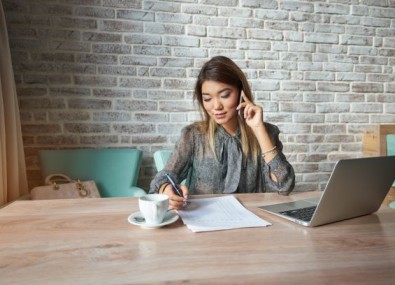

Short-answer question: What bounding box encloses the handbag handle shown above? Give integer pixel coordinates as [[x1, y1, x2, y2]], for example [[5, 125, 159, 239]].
[[44, 173, 90, 197], [45, 173, 73, 185]]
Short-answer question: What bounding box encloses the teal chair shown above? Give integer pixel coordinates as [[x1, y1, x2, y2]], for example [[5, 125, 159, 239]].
[[153, 150, 172, 172], [153, 150, 188, 185], [39, 149, 146, 197], [387, 135, 395, 209]]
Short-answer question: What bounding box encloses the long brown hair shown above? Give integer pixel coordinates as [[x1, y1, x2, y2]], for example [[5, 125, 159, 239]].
[[193, 56, 260, 162]]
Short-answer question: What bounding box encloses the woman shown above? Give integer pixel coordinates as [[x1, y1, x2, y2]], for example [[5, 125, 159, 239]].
[[150, 56, 295, 209]]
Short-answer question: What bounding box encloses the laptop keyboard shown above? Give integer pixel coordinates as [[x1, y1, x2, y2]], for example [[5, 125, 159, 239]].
[[279, 206, 317, 222]]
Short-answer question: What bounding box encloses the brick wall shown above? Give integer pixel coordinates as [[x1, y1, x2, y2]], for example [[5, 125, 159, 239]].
[[3, 0, 395, 192]]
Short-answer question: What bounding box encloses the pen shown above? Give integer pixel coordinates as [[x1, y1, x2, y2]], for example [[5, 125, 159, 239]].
[[165, 173, 183, 197]]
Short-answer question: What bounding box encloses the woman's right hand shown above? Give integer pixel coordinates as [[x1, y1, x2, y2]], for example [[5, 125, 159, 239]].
[[162, 184, 189, 210]]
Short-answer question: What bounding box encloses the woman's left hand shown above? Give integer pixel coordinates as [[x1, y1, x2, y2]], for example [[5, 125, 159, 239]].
[[237, 91, 264, 130]]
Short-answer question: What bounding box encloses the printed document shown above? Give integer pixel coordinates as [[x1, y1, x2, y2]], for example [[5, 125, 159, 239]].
[[177, 195, 271, 232]]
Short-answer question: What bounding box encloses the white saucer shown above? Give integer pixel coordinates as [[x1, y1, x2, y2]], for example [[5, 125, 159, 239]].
[[128, 210, 179, 229]]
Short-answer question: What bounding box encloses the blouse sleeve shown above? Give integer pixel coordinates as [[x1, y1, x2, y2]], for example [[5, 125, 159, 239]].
[[149, 125, 195, 193], [262, 123, 295, 195]]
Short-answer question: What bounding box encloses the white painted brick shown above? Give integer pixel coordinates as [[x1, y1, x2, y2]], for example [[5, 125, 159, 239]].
[[5, 0, 395, 192]]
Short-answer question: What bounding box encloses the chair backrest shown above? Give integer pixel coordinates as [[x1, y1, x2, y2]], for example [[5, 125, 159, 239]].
[[153, 150, 172, 172], [39, 149, 146, 197], [387, 135, 395, 188], [153, 150, 188, 185]]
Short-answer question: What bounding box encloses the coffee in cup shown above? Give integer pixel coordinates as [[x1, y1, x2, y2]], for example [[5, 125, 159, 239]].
[[138, 194, 169, 225]]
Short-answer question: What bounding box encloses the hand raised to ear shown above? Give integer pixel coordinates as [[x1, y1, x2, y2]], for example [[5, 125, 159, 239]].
[[236, 91, 264, 129]]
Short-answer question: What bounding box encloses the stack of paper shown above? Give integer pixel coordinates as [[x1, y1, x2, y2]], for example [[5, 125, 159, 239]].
[[177, 195, 271, 232]]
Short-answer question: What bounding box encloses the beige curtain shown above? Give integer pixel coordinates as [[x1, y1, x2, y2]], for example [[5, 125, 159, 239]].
[[0, 1, 28, 206]]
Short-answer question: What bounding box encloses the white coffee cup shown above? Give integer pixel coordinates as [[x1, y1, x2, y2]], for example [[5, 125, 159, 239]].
[[138, 194, 169, 225]]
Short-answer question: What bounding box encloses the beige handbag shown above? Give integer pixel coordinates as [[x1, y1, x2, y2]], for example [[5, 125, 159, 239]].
[[31, 173, 101, 200]]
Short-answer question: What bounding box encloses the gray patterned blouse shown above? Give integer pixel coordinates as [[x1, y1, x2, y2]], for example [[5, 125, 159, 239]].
[[150, 122, 295, 195]]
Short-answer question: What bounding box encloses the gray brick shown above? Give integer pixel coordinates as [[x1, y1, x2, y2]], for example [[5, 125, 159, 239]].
[[360, 56, 388, 65], [293, 114, 325, 123], [117, 10, 154, 21], [259, 70, 290, 80], [370, 7, 395, 18], [120, 56, 157, 66], [163, 36, 199, 47], [113, 123, 156, 134], [119, 78, 161, 89], [304, 93, 334, 102], [36, 135, 79, 145], [282, 81, 316, 91], [68, 98, 112, 110], [98, 65, 136, 76], [255, 9, 288, 20], [230, 17, 264, 29], [125, 34, 161, 45], [157, 12, 192, 24], [80, 135, 119, 144], [289, 43, 314, 52], [76, 54, 118, 64], [219, 7, 253, 18], [371, 114, 395, 123], [351, 103, 383, 113], [163, 79, 196, 90], [305, 72, 334, 81], [305, 33, 338, 44], [352, 83, 384, 93], [208, 27, 245, 39], [134, 45, 171, 56], [173, 47, 208, 58], [93, 89, 131, 98], [53, 18, 97, 29], [316, 103, 350, 113], [340, 114, 369, 123], [317, 45, 347, 54], [92, 43, 131, 54], [150, 67, 186, 78], [115, 100, 157, 111], [22, 123, 61, 134], [280, 1, 313, 12], [102, 0, 141, 9], [247, 51, 278, 60], [145, 22, 185, 35], [143, 1, 181, 13], [158, 58, 194, 68], [93, 112, 131, 121], [102, 20, 143, 32], [299, 63, 322, 71], [75, 7, 115, 18], [315, 3, 349, 15], [242, 0, 278, 9], [134, 113, 168, 122], [74, 75, 117, 87], [290, 12, 322, 23], [349, 46, 377, 56], [336, 93, 365, 102], [249, 29, 283, 40], [186, 25, 206, 36], [182, 4, 218, 15], [50, 87, 91, 97], [280, 102, 315, 113], [281, 52, 312, 62], [194, 15, 228, 27], [317, 82, 350, 92]]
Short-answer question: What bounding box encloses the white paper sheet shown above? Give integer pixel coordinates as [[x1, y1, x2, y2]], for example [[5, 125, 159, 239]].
[[177, 195, 271, 232]]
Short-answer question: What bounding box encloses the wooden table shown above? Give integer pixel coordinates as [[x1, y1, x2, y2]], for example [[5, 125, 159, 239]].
[[1, 192, 394, 284]]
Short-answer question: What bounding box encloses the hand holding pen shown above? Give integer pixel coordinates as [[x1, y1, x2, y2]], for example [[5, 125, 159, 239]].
[[164, 173, 189, 209]]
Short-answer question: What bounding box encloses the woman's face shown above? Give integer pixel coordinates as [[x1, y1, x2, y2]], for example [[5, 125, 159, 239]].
[[201, 80, 239, 135]]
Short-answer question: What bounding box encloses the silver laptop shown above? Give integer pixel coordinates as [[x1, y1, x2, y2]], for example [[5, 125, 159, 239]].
[[259, 156, 395, 227]]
